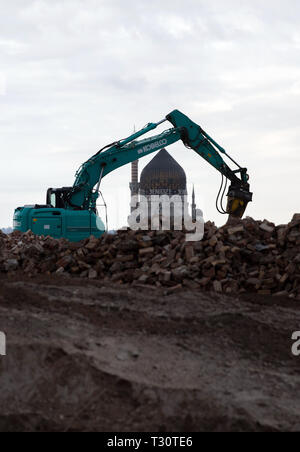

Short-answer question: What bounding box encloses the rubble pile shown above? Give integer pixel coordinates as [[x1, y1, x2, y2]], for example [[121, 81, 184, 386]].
[[1, 214, 300, 298]]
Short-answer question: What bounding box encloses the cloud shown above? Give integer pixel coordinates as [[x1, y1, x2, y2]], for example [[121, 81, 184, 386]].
[[0, 0, 300, 228]]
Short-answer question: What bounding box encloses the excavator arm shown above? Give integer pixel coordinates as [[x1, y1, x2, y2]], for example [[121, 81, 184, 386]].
[[167, 110, 253, 218], [68, 127, 182, 210], [67, 109, 252, 218]]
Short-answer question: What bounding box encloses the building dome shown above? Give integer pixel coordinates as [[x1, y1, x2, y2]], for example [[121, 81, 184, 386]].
[[139, 149, 187, 196]]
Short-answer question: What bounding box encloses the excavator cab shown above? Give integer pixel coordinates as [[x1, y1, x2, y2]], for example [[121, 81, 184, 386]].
[[46, 187, 73, 209]]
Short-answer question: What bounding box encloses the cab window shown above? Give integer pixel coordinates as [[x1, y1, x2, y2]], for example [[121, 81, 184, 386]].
[[51, 193, 56, 207]]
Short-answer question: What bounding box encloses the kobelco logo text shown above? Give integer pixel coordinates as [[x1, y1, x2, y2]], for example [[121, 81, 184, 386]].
[[138, 139, 168, 155]]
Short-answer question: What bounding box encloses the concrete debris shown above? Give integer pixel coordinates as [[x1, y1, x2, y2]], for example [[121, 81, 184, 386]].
[[1, 214, 300, 298]]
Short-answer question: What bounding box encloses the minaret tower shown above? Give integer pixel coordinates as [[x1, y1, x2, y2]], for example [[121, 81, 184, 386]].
[[129, 127, 139, 213], [191, 185, 197, 221]]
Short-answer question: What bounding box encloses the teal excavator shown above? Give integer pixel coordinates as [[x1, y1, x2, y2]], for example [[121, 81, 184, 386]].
[[13, 110, 253, 242]]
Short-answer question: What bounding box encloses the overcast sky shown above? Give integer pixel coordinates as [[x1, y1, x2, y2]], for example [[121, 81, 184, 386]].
[[1, 0, 300, 229]]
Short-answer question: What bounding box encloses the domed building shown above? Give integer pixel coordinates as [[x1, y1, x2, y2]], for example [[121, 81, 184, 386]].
[[139, 149, 187, 197], [129, 149, 197, 228]]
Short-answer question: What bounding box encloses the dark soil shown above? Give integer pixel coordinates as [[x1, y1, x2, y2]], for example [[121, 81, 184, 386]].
[[0, 274, 299, 432]]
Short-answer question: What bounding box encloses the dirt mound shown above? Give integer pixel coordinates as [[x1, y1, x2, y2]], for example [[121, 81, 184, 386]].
[[1, 216, 300, 431], [1, 215, 300, 298], [0, 275, 299, 432]]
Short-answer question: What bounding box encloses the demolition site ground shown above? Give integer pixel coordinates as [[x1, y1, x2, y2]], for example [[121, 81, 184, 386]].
[[0, 274, 299, 432], [1, 215, 300, 432]]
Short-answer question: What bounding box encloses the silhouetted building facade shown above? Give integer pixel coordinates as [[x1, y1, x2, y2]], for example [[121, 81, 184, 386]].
[[129, 149, 197, 228]]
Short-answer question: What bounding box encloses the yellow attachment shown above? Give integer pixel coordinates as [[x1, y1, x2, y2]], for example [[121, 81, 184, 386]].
[[226, 197, 248, 218]]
